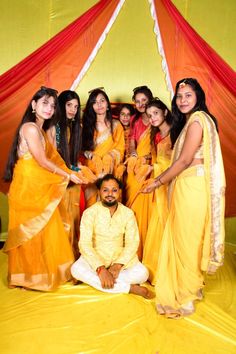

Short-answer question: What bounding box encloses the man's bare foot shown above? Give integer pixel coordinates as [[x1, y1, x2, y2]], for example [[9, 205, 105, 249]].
[[130, 284, 155, 299], [8, 284, 16, 289], [72, 277, 82, 285]]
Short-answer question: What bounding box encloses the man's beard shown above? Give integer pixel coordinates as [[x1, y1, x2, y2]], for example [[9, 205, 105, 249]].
[[102, 200, 118, 207]]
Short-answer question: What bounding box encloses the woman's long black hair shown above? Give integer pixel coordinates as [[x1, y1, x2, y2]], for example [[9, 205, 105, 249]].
[[4, 87, 59, 182], [55, 90, 81, 167], [82, 89, 113, 151], [146, 98, 173, 146], [171, 78, 218, 148], [131, 85, 153, 128]]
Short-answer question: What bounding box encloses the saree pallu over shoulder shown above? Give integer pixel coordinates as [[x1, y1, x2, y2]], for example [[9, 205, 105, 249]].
[[136, 126, 151, 157], [93, 119, 125, 162], [169, 111, 226, 273], [4, 139, 69, 251]]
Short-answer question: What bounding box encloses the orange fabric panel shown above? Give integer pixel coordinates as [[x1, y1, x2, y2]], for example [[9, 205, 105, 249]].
[[154, 0, 236, 216]]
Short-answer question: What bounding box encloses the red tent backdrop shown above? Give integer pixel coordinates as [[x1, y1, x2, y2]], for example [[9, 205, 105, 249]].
[[0, 0, 235, 216], [153, 0, 236, 216], [0, 0, 122, 192]]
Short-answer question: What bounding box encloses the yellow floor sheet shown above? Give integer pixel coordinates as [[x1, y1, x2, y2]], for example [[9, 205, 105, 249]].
[[1, 244, 236, 354]]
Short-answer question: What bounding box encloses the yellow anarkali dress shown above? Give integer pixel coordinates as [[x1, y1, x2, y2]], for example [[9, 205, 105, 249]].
[[83, 119, 125, 207], [142, 134, 172, 284], [155, 111, 225, 317], [4, 130, 74, 291]]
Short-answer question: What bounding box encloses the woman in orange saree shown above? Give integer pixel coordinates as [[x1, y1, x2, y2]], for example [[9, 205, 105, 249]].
[[142, 79, 225, 317], [125, 86, 154, 259], [142, 99, 173, 285], [3, 87, 85, 291], [81, 88, 125, 207]]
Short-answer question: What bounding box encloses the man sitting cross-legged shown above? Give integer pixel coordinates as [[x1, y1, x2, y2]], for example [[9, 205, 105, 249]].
[[71, 174, 154, 299]]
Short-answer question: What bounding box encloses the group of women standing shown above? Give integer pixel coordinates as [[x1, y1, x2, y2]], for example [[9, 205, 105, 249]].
[[3, 78, 225, 319]]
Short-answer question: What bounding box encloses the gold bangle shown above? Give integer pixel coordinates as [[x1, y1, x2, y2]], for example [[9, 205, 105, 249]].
[[154, 178, 162, 188], [158, 177, 164, 185]]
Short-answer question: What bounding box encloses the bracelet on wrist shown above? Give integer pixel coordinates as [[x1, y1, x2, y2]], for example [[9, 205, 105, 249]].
[[71, 165, 80, 172], [154, 178, 161, 188], [84, 151, 93, 160], [130, 151, 137, 157]]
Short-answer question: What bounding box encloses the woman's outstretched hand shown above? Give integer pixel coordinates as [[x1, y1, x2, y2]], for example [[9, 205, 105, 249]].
[[141, 178, 157, 193]]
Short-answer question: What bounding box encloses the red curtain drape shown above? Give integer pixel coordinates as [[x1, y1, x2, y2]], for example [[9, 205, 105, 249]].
[[153, 0, 236, 216], [0, 0, 121, 193]]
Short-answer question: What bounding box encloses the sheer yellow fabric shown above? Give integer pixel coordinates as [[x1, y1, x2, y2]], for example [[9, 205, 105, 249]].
[[126, 127, 153, 259], [3, 138, 74, 291], [142, 135, 172, 284], [155, 112, 226, 317], [63, 185, 81, 258], [0, 244, 235, 353], [84, 120, 125, 207]]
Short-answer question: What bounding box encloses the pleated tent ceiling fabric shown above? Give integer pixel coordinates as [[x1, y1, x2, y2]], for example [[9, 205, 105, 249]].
[[0, 244, 236, 353], [0, 0, 123, 194], [151, 0, 236, 216]]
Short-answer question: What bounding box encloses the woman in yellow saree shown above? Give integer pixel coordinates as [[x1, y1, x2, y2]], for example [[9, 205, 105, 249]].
[[142, 78, 225, 317], [125, 86, 154, 259], [3, 87, 85, 291], [46, 90, 96, 258], [142, 99, 173, 285], [81, 88, 125, 207]]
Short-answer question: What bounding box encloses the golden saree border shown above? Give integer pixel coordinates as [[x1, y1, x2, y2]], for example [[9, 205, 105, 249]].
[[8, 260, 73, 291], [168, 111, 226, 273], [4, 178, 68, 251]]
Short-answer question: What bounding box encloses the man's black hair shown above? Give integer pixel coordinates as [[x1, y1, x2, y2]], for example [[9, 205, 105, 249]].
[[96, 174, 123, 190]]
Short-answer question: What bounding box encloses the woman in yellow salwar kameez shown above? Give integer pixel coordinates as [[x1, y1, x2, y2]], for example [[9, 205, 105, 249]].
[[81, 88, 125, 207], [142, 99, 173, 285], [3, 87, 85, 291], [125, 86, 154, 259], [142, 78, 225, 318]]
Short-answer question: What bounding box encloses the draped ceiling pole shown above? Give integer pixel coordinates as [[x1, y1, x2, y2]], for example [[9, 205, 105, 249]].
[[71, 0, 125, 90], [0, 0, 124, 193], [149, 0, 173, 98], [151, 0, 236, 217]]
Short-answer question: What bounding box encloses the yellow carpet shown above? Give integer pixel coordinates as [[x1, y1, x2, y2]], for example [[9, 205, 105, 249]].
[[1, 244, 236, 354]]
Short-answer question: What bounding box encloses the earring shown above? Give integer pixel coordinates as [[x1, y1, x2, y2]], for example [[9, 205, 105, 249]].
[[32, 109, 36, 113]]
